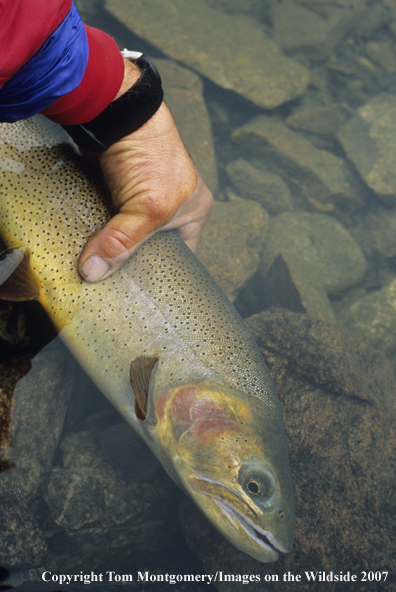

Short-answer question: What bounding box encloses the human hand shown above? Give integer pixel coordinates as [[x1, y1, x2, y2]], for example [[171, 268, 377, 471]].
[[78, 101, 213, 282]]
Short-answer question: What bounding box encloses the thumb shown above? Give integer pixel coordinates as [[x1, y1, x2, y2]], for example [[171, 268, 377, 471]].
[[78, 210, 157, 282]]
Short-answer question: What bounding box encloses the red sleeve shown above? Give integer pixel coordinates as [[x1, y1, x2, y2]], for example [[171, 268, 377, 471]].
[[42, 25, 125, 125], [0, 0, 72, 88], [0, 0, 125, 126]]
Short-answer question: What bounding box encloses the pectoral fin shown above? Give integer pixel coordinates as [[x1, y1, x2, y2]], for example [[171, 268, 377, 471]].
[[0, 247, 40, 301], [130, 355, 158, 421]]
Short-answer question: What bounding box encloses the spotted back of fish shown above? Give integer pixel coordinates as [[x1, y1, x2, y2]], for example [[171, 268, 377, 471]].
[[0, 117, 112, 328], [0, 117, 282, 419]]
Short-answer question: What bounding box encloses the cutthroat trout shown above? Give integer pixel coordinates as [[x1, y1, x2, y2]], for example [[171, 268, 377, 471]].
[[0, 116, 295, 562]]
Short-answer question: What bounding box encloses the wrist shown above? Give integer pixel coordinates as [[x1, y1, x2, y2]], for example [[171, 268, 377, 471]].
[[114, 59, 141, 101], [61, 53, 164, 152]]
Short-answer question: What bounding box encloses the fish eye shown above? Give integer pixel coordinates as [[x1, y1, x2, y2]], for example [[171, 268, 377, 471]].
[[245, 478, 263, 496], [239, 466, 275, 504]]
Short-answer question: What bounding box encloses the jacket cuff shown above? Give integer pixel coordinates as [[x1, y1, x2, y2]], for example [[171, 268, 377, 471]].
[[41, 25, 124, 125]]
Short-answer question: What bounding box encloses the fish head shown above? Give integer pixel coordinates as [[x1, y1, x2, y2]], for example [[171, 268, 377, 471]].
[[153, 381, 295, 562]]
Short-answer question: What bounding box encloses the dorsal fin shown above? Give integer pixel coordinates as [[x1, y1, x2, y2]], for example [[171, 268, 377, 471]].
[[0, 247, 40, 301], [130, 355, 158, 421]]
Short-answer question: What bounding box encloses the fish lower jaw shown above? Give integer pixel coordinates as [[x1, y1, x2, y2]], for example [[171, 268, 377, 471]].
[[215, 498, 286, 558]]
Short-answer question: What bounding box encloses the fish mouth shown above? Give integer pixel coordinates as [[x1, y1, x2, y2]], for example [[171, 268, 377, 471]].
[[190, 474, 288, 557], [215, 498, 288, 556]]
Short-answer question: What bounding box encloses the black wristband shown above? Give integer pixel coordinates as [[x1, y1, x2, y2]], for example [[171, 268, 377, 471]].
[[62, 53, 164, 152]]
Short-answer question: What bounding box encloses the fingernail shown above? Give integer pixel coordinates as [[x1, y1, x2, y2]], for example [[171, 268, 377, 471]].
[[81, 255, 110, 282]]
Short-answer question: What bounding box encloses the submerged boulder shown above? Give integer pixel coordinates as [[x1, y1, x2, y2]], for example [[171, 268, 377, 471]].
[[106, 0, 309, 110], [337, 93, 396, 206], [258, 212, 366, 324], [40, 428, 180, 573], [198, 197, 268, 301], [10, 338, 79, 499], [0, 475, 47, 569], [343, 278, 396, 356], [226, 159, 293, 214], [272, 0, 366, 62], [233, 116, 368, 213]]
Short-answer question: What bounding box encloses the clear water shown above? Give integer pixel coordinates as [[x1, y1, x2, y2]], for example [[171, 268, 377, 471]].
[[1, 0, 396, 590]]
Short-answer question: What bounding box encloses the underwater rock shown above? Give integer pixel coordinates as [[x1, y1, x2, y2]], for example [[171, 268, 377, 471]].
[[197, 197, 268, 301], [385, 0, 396, 19], [337, 93, 396, 206], [259, 213, 366, 291], [342, 278, 396, 356], [73, 0, 102, 20], [233, 116, 367, 212], [260, 253, 335, 323], [0, 340, 78, 568], [0, 352, 32, 474], [258, 212, 366, 324], [156, 59, 218, 192], [272, 0, 363, 62], [0, 389, 12, 472], [0, 475, 47, 568], [366, 41, 396, 75], [105, 0, 309, 109], [181, 309, 396, 590], [349, 209, 396, 262], [204, 0, 254, 14], [226, 159, 293, 214], [343, 211, 396, 295], [286, 104, 352, 139], [351, 3, 391, 39], [10, 338, 80, 499], [41, 429, 180, 572]]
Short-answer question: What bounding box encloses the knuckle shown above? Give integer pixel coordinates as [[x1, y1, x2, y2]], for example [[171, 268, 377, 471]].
[[103, 226, 137, 256], [144, 195, 175, 225]]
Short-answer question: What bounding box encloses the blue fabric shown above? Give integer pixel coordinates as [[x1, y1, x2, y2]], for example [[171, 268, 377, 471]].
[[0, 3, 88, 123]]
